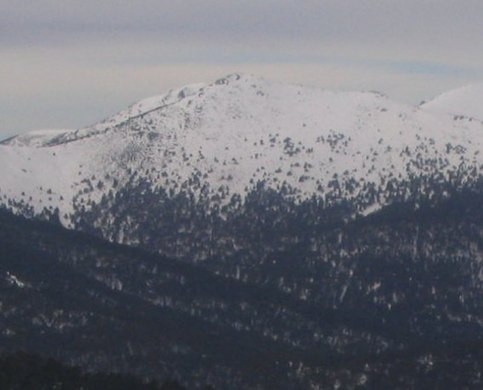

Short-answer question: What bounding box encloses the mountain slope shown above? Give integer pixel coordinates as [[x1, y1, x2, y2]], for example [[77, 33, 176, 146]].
[[422, 83, 483, 121], [0, 353, 180, 390], [0, 209, 323, 389], [1, 186, 482, 388]]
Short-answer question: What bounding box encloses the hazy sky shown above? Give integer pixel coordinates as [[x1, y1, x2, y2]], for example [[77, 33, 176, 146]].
[[1, 0, 482, 138]]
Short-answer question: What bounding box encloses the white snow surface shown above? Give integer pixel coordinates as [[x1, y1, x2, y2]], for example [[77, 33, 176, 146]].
[[422, 83, 483, 121], [0, 74, 482, 223], [5, 272, 27, 288], [1, 129, 72, 147]]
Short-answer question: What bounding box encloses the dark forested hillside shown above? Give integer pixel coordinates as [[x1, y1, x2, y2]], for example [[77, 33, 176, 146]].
[[1, 179, 482, 388], [0, 352, 185, 390]]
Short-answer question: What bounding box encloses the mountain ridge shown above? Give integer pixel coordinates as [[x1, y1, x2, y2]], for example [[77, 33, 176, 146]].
[[4, 75, 482, 146]]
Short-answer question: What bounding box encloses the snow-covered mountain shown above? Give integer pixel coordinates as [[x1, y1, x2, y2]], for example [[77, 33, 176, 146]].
[[0, 74, 482, 225], [1, 75, 483, 388]]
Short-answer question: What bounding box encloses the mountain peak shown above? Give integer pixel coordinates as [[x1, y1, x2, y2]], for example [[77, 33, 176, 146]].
[[214, 73, 243, 85], [214, 73, 258, 84]]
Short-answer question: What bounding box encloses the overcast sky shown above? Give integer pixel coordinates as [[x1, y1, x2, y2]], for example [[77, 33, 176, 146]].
[[1, 0, 482, 138]]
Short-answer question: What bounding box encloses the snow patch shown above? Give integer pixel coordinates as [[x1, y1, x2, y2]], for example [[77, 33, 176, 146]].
[[5, 272, 28, 288]]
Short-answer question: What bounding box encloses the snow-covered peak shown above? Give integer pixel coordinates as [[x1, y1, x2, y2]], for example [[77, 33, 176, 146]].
[[212, 73, 264, 86], [422, 83, 483, 121], [0, 74, 482, 224]]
